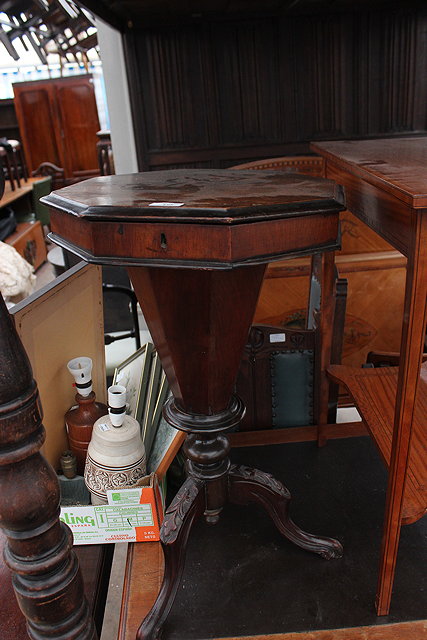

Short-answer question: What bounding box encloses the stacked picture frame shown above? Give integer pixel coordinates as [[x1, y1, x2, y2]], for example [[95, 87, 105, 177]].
[[112, 343, 182, 477]]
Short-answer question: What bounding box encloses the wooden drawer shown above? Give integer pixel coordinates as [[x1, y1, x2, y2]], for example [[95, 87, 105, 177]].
[[5, 220, 47, 270]]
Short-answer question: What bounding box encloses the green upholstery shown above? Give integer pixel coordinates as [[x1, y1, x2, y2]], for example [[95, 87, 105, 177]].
[[271, 350, 314, 427], [32, 176, 52, 227]]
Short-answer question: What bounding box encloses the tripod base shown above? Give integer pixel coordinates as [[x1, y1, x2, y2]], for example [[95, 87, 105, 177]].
[[137, 464, 343, 640]]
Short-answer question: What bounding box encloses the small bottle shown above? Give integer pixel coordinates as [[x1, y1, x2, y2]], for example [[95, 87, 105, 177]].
[[65, 357, 107, 475], [84, 385, 146, 505]]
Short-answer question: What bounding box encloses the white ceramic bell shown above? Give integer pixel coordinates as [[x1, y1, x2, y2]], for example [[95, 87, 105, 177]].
[[67, 356, 93, 397], [84, 385, 146, 505]]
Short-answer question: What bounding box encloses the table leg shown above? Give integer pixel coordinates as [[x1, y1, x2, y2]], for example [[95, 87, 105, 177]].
[[376, 214, 427, 615], [137, 477, 205, 640], [229, 464, 343, 559], [307, 252, 336, 446]]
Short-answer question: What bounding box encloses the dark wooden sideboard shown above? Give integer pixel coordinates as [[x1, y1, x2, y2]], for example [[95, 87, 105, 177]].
[[311, 137, 427, 616]]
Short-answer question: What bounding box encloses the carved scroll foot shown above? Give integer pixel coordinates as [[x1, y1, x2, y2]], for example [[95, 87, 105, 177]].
[[228, 464, 343, 560], [136, 477, 205, 640]]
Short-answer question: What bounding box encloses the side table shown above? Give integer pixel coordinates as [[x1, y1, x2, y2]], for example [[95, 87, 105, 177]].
[[311, 138, 427, 616], [44, 168, 345, 639]]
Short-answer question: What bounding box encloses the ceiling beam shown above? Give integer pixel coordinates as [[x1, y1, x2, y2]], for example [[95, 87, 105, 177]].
[[76, 1, 128, 31]]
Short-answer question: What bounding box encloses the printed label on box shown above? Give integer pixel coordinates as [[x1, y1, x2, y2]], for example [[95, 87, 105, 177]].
[[108, 489, 143, 505], [59, 474, 163, 545]]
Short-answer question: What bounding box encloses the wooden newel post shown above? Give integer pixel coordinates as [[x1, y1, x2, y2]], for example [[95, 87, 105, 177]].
[[0, 294, 97, 640]]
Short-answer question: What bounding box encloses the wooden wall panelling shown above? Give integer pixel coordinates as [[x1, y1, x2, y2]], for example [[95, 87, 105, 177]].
[[124, 8, 427, 172], [123, 31, 151, 172], [11, 262, 106, 469]]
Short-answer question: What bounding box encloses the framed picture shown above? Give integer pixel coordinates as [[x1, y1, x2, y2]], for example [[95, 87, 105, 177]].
[[150, 372, 170, 438], [114, 345, 184, 481], [143, 369, 170, 459], [147, 411, 184, 479], [112, 343, 153, 424]]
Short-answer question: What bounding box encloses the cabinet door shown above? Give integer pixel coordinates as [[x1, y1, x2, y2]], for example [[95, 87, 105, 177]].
[[13, 75, 100, 180], [55, 77, 100, 179], [13, 83, 64, 174]]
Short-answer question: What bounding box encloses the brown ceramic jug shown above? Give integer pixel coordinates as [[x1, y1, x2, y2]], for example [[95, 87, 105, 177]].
[[65, 357, 107, 475]]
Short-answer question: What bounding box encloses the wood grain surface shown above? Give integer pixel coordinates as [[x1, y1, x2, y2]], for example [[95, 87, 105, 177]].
[[46, 170, 343, 269], [118, 542, 164, 640], [0, 531, 109, 640], [214, 620, 427, 639], [44, 169, 343, 218], [328, 364, 427, 524], [311, 138, 427, 208]]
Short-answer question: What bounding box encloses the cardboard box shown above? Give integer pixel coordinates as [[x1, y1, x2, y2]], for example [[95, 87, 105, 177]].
[[59, 473, 164, 545]]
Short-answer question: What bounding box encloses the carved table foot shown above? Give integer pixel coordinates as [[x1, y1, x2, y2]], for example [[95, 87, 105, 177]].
[[228, 464, 343, 560], [136, 477, 205, 640]]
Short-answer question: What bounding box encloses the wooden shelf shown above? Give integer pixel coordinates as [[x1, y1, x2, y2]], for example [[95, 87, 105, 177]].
[[328, 363, 427, 525], [0, 177, 44, 209]]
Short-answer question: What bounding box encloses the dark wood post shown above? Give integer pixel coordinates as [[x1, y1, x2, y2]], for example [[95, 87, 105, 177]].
[[0, 293, 97, 639]]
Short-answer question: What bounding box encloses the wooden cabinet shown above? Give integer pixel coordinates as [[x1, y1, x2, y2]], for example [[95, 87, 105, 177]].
[[5, 220, 46, 271], [13, 75, 100, 181], [1, 177, 48, 270], [0, 98, 20, 141]]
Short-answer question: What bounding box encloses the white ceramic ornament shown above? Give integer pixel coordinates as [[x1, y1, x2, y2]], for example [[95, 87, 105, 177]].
[[67, 356, 93, 397], [84, 385, 146, 505]]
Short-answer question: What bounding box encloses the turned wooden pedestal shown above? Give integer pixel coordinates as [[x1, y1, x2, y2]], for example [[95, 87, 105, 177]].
[[0, 292, 97, 640], [44, 168, 345, 639]]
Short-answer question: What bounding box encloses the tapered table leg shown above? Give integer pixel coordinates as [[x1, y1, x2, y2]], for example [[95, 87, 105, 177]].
[[376, 216, 427, 615]]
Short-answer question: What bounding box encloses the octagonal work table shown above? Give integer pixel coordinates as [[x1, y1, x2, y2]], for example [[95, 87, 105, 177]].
[[44, 169, 345, 640]]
